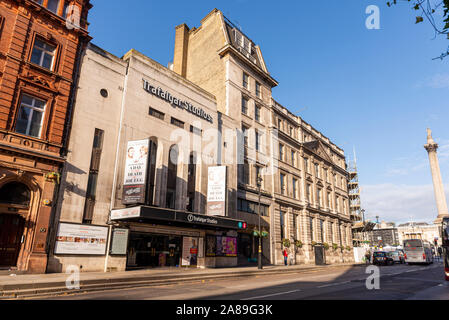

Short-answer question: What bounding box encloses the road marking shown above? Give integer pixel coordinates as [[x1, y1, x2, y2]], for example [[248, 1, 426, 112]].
[[317, 281, 351, 288], [241, 289, 301, 300]]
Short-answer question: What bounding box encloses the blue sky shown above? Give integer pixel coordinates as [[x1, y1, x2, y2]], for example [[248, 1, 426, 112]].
[[89, 0, 449, 224]]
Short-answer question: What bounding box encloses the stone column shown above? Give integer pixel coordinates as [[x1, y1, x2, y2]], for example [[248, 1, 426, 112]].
[[424, 129, 449, 223]]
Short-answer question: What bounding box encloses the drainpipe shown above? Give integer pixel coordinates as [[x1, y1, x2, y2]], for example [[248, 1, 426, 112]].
[[103, 58, 130, 273]]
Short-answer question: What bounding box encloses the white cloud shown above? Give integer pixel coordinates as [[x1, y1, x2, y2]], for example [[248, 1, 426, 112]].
[[361, 183, 449, 225]]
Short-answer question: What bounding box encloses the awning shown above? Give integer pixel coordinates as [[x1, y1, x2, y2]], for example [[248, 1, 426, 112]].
[[110, 206, 247, 231]]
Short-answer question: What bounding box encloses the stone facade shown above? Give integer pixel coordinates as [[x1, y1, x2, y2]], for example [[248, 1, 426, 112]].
[[171, 9, 354, 265], [397, 222, 441, 247], [47, 43, 243, 272], [0, 0, 90, 273]]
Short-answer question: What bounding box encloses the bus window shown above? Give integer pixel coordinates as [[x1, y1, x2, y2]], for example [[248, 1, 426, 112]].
[[404, 239, 423, 248]]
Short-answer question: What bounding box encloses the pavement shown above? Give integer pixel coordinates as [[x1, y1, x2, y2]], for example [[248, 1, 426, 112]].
[[0, 262, 361, 299]]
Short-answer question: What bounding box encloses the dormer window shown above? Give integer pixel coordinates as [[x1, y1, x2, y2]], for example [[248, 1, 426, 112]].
[[33, 0, 69, 17]]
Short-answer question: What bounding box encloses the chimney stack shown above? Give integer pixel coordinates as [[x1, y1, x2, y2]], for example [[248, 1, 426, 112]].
[[173, 24, 190, 77]]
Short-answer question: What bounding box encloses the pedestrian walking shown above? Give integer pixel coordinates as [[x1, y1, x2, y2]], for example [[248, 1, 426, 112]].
[[438, 246, 443, 261], [283, 248, 288, 266], [364, 250, 371, 265]]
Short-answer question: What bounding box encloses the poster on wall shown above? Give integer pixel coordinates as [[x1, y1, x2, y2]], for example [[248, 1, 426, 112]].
[[207, 166, 227, 216], [122, 139, 149, 204], [54, 223, 108, 255], [110, 228, 129, 255], [181, 237, 199, 266], [224, 237, 237, 257]]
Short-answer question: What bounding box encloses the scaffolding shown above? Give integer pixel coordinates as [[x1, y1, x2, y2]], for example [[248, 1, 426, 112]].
[[347, 149, 372, 246]]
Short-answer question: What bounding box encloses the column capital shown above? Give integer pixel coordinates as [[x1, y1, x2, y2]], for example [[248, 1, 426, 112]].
[[424, 143, 438, 153]]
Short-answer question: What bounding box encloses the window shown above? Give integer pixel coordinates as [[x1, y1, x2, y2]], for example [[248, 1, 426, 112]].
[[187, 152, 197, 212], [170, 117, 184, 129], [289, 126, 293, 136], [149, 107, 165, 120], [277, 118, 282, 131], [34, 0, 62, 15], [166, 145, 178, 209], [317, 188, 322, 207], [291, 150, 296, 166], [310, 217, 314, 241], [328, 192, 332, 209], [146, 138, 158, 206], [243, 72, 249, 89], [255, 81, 261, 97], [279, 143, 284, 161], [336, 196, 340, 212], [62, 1, 69, 18], [304, 158, 309, 173], [293, 178, 298, 199], [30, 38, 56, 70], [238, 198, 269, 216], [83, 128, 104, 224], [15, 94, 46, 138], [255, 166, 263, 188], [315, 163, 320, 178], [306, 184, 312, 202], [46, 0, 60, 13], [255, 131, 260, 151], [241, 96, 248, 114], [255, 105, 261, 122], [280, 173, 286, 195], [280, 211, 285, 240], [324, 169, 328, 182], [242, 125, 249, 147], [190, 125, 202, 136], [320, 220, 324, 243], [241, 160, 250, 185]]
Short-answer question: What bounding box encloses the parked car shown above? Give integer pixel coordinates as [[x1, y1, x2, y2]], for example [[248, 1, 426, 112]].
[[373, 251, 394, 266], [390, 250, 405, 264]]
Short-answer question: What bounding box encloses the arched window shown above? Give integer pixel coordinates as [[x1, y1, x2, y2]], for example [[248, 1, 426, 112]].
[[0, 182, 31, 207], [187, 152, 197, 212], [166, 145, 178, 209], [145, 138, 158, 205]]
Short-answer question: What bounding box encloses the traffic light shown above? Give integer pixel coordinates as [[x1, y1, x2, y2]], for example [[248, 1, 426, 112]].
[[238, 222, 247, 230]]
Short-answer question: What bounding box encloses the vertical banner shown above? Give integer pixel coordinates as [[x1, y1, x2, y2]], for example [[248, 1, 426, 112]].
[[207, 166, 227, 216], [122, 139, 149, 204]]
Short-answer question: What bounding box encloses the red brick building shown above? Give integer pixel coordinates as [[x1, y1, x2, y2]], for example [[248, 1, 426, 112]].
[[0, 0, 91, 273]]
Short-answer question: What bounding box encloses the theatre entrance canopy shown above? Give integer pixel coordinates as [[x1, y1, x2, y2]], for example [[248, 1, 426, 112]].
[[110, 206, 247, 231]]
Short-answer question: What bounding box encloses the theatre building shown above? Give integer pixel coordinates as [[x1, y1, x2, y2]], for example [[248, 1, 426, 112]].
[[47, 43, 246, 273], [0, 0, 91, 273]]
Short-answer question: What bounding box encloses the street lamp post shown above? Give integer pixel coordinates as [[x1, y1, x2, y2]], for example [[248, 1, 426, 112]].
[[257, 174, 263, 270]]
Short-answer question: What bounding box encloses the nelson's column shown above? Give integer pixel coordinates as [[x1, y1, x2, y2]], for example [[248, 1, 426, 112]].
[[424, 128, 449, 223]]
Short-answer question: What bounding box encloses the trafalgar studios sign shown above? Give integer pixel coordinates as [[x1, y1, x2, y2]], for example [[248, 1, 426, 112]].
[[143, 79, 213, 123], [122, 139, 149, 204], [207, 166, 227, 216]]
